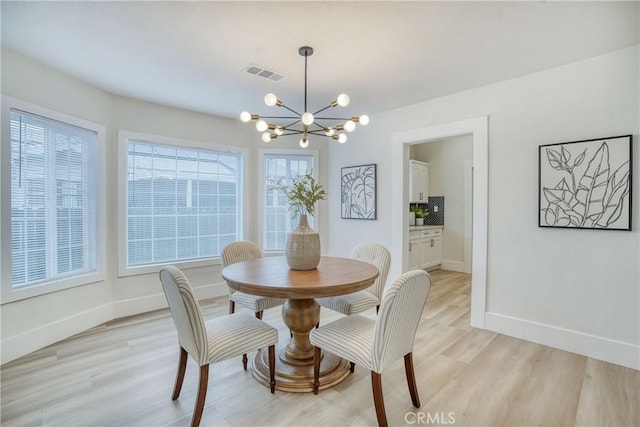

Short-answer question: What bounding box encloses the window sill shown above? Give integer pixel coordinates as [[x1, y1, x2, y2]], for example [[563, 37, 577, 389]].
[[118, 257, 222, 278], [1, 271, 106, 304]]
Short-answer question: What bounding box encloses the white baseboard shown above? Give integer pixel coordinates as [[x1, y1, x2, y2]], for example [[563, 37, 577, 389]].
[[1, 303, 113, 365], [2, 282, 229, 365], [112, 282, 228, 318], [440, 260, 469, 273], [485, 312, 639, 370]]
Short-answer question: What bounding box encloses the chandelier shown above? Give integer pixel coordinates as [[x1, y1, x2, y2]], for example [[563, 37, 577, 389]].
[[240, 46, 369, 148]]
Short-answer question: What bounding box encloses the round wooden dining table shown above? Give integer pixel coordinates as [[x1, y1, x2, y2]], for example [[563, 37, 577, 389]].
[[221, 255, 379, 392]]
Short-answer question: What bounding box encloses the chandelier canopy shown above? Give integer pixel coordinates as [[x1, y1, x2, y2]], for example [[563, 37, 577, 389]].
[[240, 46, 369, 148]]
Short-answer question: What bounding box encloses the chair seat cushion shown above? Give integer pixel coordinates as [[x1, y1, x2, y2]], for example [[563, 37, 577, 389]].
[[230, 291, 285, 313], [317, 291, 379, 315], [205, 312, 278, 364], [309, 315, 375, 370]]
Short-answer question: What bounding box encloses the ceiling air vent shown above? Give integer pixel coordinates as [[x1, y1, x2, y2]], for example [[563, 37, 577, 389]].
[[243, 64, 285, 82]]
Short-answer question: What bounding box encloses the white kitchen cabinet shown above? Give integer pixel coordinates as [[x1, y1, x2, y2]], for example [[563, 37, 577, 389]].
[[409, 160, 429, 203], [408, 227, 442, 271], [433, 235, 442, 267], [422, 229, 442, 269], [408, 230, 422, 270]]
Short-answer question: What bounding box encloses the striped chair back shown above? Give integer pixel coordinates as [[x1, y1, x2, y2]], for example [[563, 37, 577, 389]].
[[372, 269, 431, 372], [221, 241, 263, 294], [351, 243, 391, 301], [159, 265, 209, 365]]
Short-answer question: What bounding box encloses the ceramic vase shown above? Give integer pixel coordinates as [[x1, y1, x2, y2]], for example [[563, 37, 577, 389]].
[[285, 214, 320, 270]]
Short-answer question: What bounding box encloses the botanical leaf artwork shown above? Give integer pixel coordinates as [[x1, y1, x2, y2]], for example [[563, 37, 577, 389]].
[[341, 164, 376, 219], [539, 136, 631, 230]]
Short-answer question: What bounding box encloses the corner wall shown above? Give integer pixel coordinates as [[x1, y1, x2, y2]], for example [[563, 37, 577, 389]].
[[1, 50, 260, 363]]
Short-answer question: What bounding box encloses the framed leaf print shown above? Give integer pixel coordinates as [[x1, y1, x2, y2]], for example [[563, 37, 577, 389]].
[[341, 164, 376, 220], [538, 135, 632, 230]]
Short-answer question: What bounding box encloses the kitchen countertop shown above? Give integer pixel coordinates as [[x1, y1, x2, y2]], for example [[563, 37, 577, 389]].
[[409, 225, 443, 231]]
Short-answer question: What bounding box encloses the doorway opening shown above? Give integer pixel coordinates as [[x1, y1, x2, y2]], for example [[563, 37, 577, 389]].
[[391, 116, 488, 328], [409, 136, 472, 274]]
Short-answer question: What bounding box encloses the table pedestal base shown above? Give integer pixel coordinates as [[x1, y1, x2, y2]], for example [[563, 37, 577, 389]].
[[251, 343, 351, 393]]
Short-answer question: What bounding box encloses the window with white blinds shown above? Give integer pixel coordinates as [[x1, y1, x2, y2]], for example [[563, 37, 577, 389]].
[[10, 108, 99, 289], [263, 152, 315, 251], [126, 139, 242, 267]]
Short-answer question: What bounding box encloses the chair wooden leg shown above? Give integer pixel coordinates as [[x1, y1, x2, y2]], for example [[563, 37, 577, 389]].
[[172, 347, 188, 400], [191, 364, 209, 427], [229, 300, 235, 314], [268, 345, 276, 393], [349, 362, 355, 373], [242, 314, 260, 370], [312, 347, 321, 394], [241, 308, 262, 371], [404, 352, 421, 407], [371, 372, 388, 427]]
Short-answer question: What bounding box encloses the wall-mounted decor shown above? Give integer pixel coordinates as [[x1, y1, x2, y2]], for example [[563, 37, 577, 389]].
[[539, 135, 632, 230], [341, 164, 376, 220]]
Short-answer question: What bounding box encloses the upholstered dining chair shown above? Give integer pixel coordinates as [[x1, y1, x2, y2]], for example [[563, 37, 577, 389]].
[[222, 241, 285, 319], [159, 265, 278, 427], [310, 269, 431, 427], [317, 243, 391, 317]]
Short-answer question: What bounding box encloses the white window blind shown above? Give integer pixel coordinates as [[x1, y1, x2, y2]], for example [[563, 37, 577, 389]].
[[10, 109, 98, 288], [263, 153, 314, 251], [126, 140, 242, 267]]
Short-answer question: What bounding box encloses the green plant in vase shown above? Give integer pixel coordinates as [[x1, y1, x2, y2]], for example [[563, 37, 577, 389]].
[[284, 172, 327, 218], [276, 172, 327, 270], [411, 204, 429, 225]]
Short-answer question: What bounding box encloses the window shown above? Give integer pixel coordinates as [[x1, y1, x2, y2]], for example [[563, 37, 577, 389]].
[[8, 107, 100, 292], [124, 136, 243, 270], [262, 151, 316, 251]]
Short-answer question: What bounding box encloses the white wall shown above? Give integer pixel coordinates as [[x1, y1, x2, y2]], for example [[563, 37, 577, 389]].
[[328, 46, 639, 369], [108, 96, 257, 318], [0, 49, 330, 363], [1, 49, 116, 362]]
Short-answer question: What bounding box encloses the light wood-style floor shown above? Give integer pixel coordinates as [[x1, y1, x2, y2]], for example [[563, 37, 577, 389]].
[[1, 270, 638, 426]]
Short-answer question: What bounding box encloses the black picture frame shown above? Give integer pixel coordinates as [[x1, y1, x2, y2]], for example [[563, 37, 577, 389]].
[[538, 135, 632, 231], [341, 164, 377, 220]]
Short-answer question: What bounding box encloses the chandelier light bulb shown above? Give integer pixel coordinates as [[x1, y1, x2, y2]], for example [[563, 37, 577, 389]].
[[261, 132, 272, 143], [338, 133, 347, 143], [256, 119, 268, 132], [359, 115, 370, 125], [240, 111, 252, 123], [344, 120, 356, 132], [301, 112, 314, 126], [337, 93, 350, 107], [264, 93, 278, 107], [275, 126, 283, 136], [325, 127, 335, 137], [299, 137, 310, 148]]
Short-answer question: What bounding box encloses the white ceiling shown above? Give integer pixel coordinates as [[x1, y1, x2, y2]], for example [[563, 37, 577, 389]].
[[2, 1, 638, 120]]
